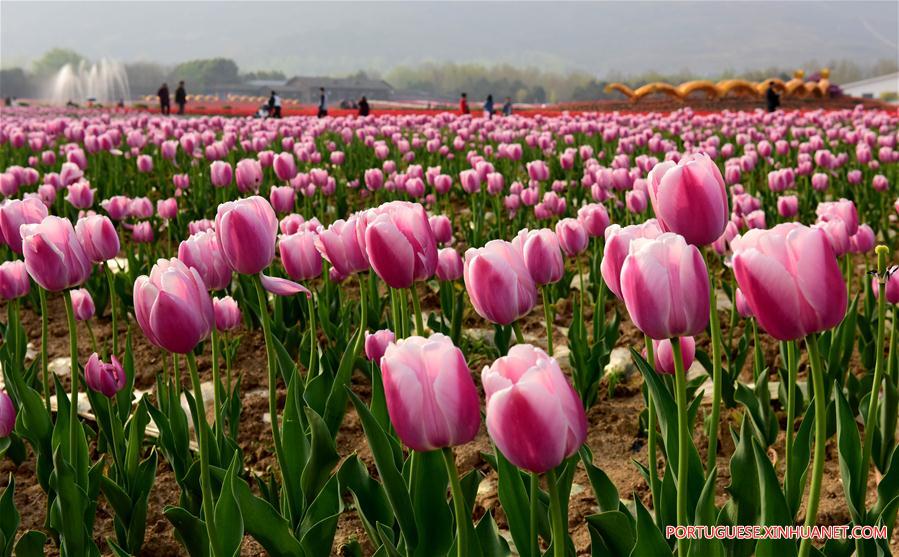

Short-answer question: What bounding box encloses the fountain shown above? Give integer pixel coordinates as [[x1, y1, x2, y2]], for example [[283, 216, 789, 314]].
[[47, 59, 131, 105]]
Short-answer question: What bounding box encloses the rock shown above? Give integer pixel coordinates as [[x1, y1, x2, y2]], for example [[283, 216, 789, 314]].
[[49, 357, 73, 377], [604, 347, 634, 377]]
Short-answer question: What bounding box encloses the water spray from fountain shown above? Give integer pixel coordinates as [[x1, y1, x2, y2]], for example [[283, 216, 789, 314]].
[[47, 59, 131, 105]]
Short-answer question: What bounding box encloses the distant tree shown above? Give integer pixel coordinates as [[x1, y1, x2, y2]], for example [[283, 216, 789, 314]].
[[170, 58, 240, 86], [0, 68, 36, 98], [31, 48, 86, 77], [242, 69, 287, 82]]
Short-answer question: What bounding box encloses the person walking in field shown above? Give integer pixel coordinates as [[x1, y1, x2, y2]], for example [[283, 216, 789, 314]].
[[358, 96, 370, 117], [459, 92, 470, 115], [175, 81, 187, 115], [268, 91, 282, 118], [765, 81, 780, 112], [484, 94, 495, 119], [502, 96, 513, 116], [317, 87, 328, 118], [157, 83, 170, 115]]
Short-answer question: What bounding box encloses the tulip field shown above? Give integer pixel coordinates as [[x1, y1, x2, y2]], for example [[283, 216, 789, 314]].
[[0, 104, 898, 557]]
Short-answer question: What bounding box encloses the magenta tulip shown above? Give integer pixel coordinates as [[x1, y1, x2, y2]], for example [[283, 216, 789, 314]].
[[0, 391, 14, 438], [364, 329, 395, 362], [235, 159, 263, 193], [600, 220, 663, 299], [731, 223, 847, 341], [357, 201, 437, 288], [577, 203, 610, 238], [464, 240, 537, 325], [777, 195, 799, 218], [84, 353, 126, 397], [213, 296, 242, 331], [482, 344, 587, 473], [619, 233, 710, 340], [380, 334, 481, 451], [652, 337, 696, 375], [101, 196, 131, 220], [0, 261, 30, 300], [815, 199, 859, 236], [210, 161, 234, 188], [555, 218, 589, 256], [133, 258, 214, 354], [511, 228, 564, 286], [178, 230, 233, 291], [273, 152, 297, 182], [279, 230, 322, 281], [646, 153, 728, 246], [75, 215, 120, 262], [436, 247, 464, 281], [71, 288, 95, 321], [314, 216, 370, 277], [21, 216, 92, 292], [872, 273, 899, 305], [0, 197, 49, 254], [215, 196, 278, 275]]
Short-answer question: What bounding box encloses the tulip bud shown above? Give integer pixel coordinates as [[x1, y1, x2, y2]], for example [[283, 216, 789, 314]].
[[279, 230, 322, 281], [464, 240, 537, 325], [157, 198, 178, 220], [482, 344, 587, 473], [511, 228, 564, 286], [577, 203, 610, 238], [0, 261, 30, 301], [436, 247, 464, 281], [364, 329, 395, 362], [215, 196, 278, 275], [357, 201, 437, 289], [0, 391, 15, 438], [0, 197, 49, 254], [84, 353, 126, 397], [71, 288, 95, 321], [210, 161, 234, 188], [652, 337, 696, 375], [213, 296, 242, 331], [21, 216, 92, 292], [620, 233, 710, 340], [380, 334, 480, 451], [555, 218, 589, 256]]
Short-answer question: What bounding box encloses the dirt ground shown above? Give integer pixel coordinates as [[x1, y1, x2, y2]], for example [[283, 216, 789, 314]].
[[2, 275, 897, 555]]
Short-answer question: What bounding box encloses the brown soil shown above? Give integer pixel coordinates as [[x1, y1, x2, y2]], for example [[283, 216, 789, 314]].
[[2, 275, 898, 556]]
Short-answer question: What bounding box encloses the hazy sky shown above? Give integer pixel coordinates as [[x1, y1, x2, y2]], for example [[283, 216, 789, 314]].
[[2, 1, 897, 77]]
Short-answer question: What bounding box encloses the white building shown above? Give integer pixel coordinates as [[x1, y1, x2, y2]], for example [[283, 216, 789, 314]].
[[840, 72, 899, 100]]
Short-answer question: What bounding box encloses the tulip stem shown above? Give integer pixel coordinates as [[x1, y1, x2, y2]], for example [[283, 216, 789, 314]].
[[86, 320, 100, 358], [644, 336, 661, 524], [799, 333, 826, 557], [410, 285, 425, 336], [186, 352, 220, 557], [62, 290, 81, 462], [210, 327, 224, 448], [545, 468, 566, 557], [670, 336, 690, 557], [305, 289, 317, 384], [784, 340, 798, 501], [38, 287, 51, 413], [442, 447, 469, 557], [104, 262, 119, 356], [542, 286, 554, 356], [512, 321, 525, 345], [253, 275, 297, 525], [705, 263, 723, 477], [529, 472, 539, 557], [859, 247, 889, 511]]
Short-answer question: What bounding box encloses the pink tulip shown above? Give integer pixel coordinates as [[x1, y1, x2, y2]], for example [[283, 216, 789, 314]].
[[620, 233, 710, 340], [815, 199, 858, 236], [0, 197, 49, 253], [215, 196, 278, 275], [600, 220, 663, 299], [269, 186, 296, 214], [132, 222, 154, 244], [71, 288, 95, 321], [813, 218, 850, 257], [0, 261, 30, 300], [849, 224, 875, 254], [428, 215, 453, 245], [0, 391, 16, 438], [279, 230, 322, 281], [85, 353, 126, 397], [626, 190, 648, 214], [482, 344, 587, 473], [136, 155, 153, 173], [646, 154, 728, 246], [364, 329, 395, 362], [213, 296, 242, 331], [157, 198, 178, 220], [777, 195, 799, 218], [273, 153, 297, 182], [464, 240, 537, 325], [102, 196, 131, 220], [735, 288, 754, 318], [731, 223, 847, 341], [652, 337, 696, 375], [436, 247, 464, 281], [178, 230, 233, 291], [380, 334, 481, 451], [66, 181, 95, 209], [235, 159, 263, 193], [76, 215, 120, 262], [128, 197, 154, 219], [357, 201, 437, 289], [511, 228, 564, 286], [21, 216, 92, 292], [872, 273, 899, 305], [133, 258, 214, 354], [210, 161, 233, 188], [872, 174, 889, 192], [364, 168, 384, 191], [555, 218, 589, 257], [811, 173, 829, 191], [577, 203, 610, 238], [526, 160, 550, 182], [314, 216, 369, 277]]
